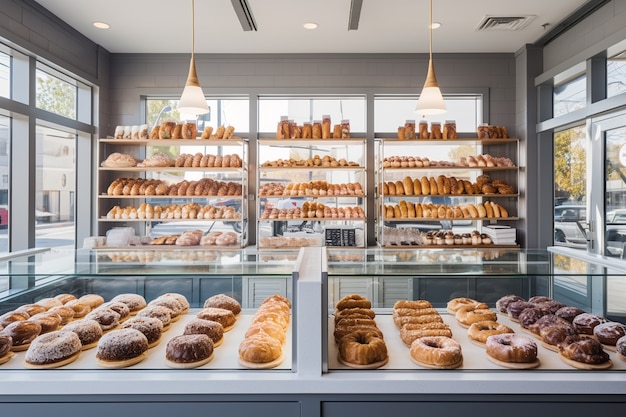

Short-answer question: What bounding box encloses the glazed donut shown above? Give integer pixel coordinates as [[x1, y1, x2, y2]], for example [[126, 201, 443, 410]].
[[334, 308, 375, 323], [455, 304, 496, 327], [159, 293, 191, 313], [64, 300, 91, 318], [96, 328, 149, 367], [239, 332, 283, 364], [616, 335, 626, 357], [393, 307, 439, 317], [0, 334, 12, 358], [148, 295, 186, 320], [165, 334, 214, 368], [467, 320, 514, 344], [110, 293, 147, 314], [409, 336, 463, 368], [184, 318, 225, 346], [54, 293, 77, 304], [559, 335, 610, 365], [555, 306, 585, 323], [528, 296, 551, 304], [393, 314, 443, 328], [525, 314, 565, 335], [244, 320, 286, 344], [541, 323, 577, 348], [573, 313, 608, 335], [60, 319, 103, 349], [393, 300, 432, 310], [79, 294, 105, 309], [534, 300, 567, 314], [446, 297, 482, 314], [336, 294, 372, 311], [506, 301, 535, 320], [336, 318, 377, 328], [85, 308, 121, 332], [495, 294, 524, 313], [0, 311, 30, 327], [15, 304, 47, 317], [121, 317, 163, 347], [24, 330, 81, 368], [486, 334, 538, 363], [99, 301, 131, 322], [400, 322, 452, 347], [203, 294, 242, 316], [35, 297, 63, 310], [593, 321, 626, 345], [29, 312, 62, 333], [136, 305, 172, 330], [0, 320, 42, 350], [338, 331, 388, 366], [197, 307, 236, 331], [334, 325, 383, 344], [517, 307, 551, 330], [47, 306, 76, 325]]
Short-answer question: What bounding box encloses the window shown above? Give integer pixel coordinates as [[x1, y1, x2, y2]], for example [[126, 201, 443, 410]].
[[553, 74, 586, 117], [0, 114, 8, 254], [0, 50, 9, 99], [36, 66, 77, 120], [35, 125, 75, 249], [607, 51, 626, 98], [553, 125, 587, 247]]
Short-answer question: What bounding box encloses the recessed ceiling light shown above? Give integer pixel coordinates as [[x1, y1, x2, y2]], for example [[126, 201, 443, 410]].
[[430, 22, 441, 30], [93, 21, 110, 29], [303, 22, 318, 30]]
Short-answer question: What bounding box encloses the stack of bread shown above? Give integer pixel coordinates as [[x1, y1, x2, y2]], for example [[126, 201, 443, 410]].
[[380, 174, 515, 196], [260, 202, 365, 220], [382, 154, 514, 169], [261, 154, 359, 168], [106, 178, 242, 197], [259, 181, 364, 197], [382, 200, 509, 220]]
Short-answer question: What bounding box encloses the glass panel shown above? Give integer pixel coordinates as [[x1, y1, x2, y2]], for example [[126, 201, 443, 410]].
[[553, 125, 587, 248], [258, 96, 366, 134], [0, 114, 7, 291], [146, 97, 249, 136], [607, 51, 626, 99], [553, 74, 586, 118], [374, 95, 483, 133], [35, 125, 75, 249], [0, 51, 9, 99], [605, 126, 626, 257], [35, 68, 77, 119]]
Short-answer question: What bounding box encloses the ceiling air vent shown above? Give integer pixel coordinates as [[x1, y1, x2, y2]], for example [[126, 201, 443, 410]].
[[476, 15, 536, 31]]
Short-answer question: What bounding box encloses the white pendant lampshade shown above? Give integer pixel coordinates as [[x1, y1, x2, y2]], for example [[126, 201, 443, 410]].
[[415, 0, 446, 116], [178, 0, 209, 116]]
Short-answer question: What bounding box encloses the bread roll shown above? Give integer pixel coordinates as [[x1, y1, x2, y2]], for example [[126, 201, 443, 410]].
[[399, 200, 408, 218], [403, 176, 414, 195], [429, 177, 438, 195], [467, 204, 479, 218], [476, 203, 487, 218], [437, 205, 446, 219], [393, 181, 403, 196], [421, 176, 430, 195], [463, 180, 474, 194], [415, 202, 423, 218], [407, 201, 416, 218], [443, 176, 451, 195], [484, 200, 494, 217], [393, 205, 402, 218], [387, 181, 396, 196], [413, 178, 422, 195], [491, 201, 501, 218]]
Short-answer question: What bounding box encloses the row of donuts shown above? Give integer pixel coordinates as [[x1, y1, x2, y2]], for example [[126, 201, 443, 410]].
[[333, 294, 388, 368]]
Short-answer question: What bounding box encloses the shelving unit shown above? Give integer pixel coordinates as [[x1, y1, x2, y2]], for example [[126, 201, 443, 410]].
[[97, 138, 249, 247], [257, 138, 367, 248], [376, 137, 519, 247]]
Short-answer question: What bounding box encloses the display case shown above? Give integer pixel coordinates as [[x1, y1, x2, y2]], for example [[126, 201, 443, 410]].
[[257, 138, 367, 248], [97, 138, 248, 247], [375, 137, 519, 247]]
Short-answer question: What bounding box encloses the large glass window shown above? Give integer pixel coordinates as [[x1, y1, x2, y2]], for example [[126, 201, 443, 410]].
[[553, 74, 587, 118], [604, 126, 626, 257], [553, 125, 587, 247], [35, 125, 75, 249], [36, 66, 77, 120], [0, 114, 8, 254], [607, 51, 626, 99], [0, 50, 9, 99]]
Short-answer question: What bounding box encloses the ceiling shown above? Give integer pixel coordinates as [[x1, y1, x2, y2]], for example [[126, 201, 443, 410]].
[[34, 0, 595, 54]]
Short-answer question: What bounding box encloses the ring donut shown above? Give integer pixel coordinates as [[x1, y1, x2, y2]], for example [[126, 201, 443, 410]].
[[467, 320, 514, 344], [409, 336, 463, 368]]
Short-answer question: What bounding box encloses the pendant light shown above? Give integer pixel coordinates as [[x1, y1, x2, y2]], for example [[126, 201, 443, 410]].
[[414, 0, 447, 116], [178, 0, 210, 115]]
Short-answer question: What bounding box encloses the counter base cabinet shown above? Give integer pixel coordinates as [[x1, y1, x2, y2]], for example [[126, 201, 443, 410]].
[[2, 395, 625, 417]]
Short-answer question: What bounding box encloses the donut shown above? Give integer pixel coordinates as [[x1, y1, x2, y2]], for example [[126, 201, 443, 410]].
[[446, 297, 481, 314], [261, 294, 291, 309], [616, 335, 626, 358], [54, 293, 77, 304], [572, 313, 607, 335], [35, 297, 63, 310], [534, 300, 567, 314], [24, 330, 81, 368], [525, 314, 565, 335], [455, 304, 496, 327], [203, 294, 242, 316], [165, 334, 214, 368], [64, 300, 91, 318], [110, 293, 147, 314], [467, 320, 514, 344], [0, 311, 30, 327], [393, 300, 432, 310], [159, 293, 190, 314], [60, 319, 103, 349], [559, 335, 610, 365], [85, 308, 121, 332], [0, 334, 13, 358], [99, 301, 131, 322], [517, 307, 551, 330], [121, 317, 163, 348], [486, 334, 538, 363], [555, 306, 585, 323], [136, 305, 172, 330], [334, 324, 384, 344], [593, 322, 626, 346], [78, 294, 105, 309], [393, 314, 443, 328], [393, 308, 439, 317], [495, 294, 524, 313], [47, 306, 76, 325], [148, 296, 185, 321], [28, 312, 62, 333], [0, 320, 41, 350], [197, 307, 236, 331], [239, 332, 283, 365], [528, 296, 551, 304], [506, 301, 535, 320], [15, 304, 47, 317], [334, 308, 375, 323], [541, 323, 577, 349], [400, 322, 452, 346], [336, 294, 372, 310], [338, 331, 388, 366], [409, 336, 463, 368], [183, 318, 225, 346], [96, 328, 149, 368], [336, 318, 377, 328]]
